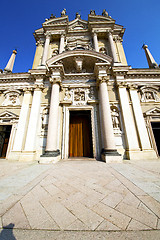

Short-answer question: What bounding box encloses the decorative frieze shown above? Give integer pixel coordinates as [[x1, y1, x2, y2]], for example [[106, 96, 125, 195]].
[[63, 86, 97, 105], [2, 90, 21, 106], [140, 86, 160, 102]]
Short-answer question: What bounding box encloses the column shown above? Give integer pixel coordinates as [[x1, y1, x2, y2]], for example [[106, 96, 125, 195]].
[[41, 33, 51, 65], [108, 32, 118, 62], [98, 77, 120, 162], [45, 78, 61, 156], [93, 32, 99, 52], [118, 83, 139, 151], [59, 34, 65, 53], [24, 85, 43, 151], [129, 86, 152, 150], [13, 89, 32, 151]]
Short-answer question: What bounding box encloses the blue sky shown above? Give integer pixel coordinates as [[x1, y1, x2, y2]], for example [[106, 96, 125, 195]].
[[0, 0, 160, 72]]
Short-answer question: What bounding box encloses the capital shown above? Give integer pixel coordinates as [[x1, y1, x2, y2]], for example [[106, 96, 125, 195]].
[[50, 76, 63, 90], [23, 87, 33, 93], [97, 75, 109, 86], [128, 84, 138, 90], [116, 82, 128, 88], [45, 32, 51, 39], [34, 84, 44, 91]]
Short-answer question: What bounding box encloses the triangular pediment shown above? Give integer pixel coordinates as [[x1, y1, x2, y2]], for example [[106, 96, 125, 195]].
[[88, 14, 115, 23], [0, 111, 18, 120], [68, 19, 88, 30], [43, 16, 68, 26], [145, 107, 160, 116]]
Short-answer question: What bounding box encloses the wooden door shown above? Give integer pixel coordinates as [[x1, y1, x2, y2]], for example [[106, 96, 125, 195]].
[[0, 125, 12, 158], [69, 111, 93, 158]]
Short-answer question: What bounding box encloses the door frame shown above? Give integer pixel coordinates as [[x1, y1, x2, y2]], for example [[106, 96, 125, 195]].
[[62, 105, 99, 159], [0, 123, 16, 159]]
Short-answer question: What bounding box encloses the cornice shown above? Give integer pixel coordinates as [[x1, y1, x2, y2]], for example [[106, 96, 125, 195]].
[[0, 73, 34, 83], [126, 68, 160, 79]]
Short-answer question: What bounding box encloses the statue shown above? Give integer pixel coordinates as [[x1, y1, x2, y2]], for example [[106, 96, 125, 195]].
[[50, 14, 56, 19], [61, 9, 66, 17], [102, 9, 109, 17], [90, 10, 96, 16], [111, 108, 120, 129], [76, 12, 81, 19]]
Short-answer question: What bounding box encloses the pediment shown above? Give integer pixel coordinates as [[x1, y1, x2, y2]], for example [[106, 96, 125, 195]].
[[144, 107, 160, 116], [68, 19, 88, 30], [43, 16, 68, 26], [0, 111, 19, 120], [88, 14, 115, 23]]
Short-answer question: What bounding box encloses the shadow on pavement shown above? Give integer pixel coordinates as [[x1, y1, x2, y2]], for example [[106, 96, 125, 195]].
[[0, 223, 16, 240]]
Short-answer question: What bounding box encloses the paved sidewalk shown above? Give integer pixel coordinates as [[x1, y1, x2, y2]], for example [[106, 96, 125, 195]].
[[0, 159, 160, 239]]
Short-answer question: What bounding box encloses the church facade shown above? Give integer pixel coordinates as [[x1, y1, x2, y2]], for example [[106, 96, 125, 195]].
[[0, 9, 159, 163]]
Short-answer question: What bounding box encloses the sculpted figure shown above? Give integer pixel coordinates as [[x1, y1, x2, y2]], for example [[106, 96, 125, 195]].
[[90, 10, 96, 15], [111, 108, 120, 129], [102, 9, 109, 17], [76, 12, 81, 19], [61, 9, 66, 17]]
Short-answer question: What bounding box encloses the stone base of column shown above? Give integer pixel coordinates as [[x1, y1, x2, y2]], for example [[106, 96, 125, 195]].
[[39, 150, 61, 164], [19, 151, 37, 162], [126, 149, 157, 160], [101, 149, 122, 163], [7, 151, 21, 161]]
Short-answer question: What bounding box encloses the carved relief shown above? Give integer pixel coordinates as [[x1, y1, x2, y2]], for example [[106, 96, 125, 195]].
[[74, 88, 85, 101], [140, 87, 160, 102], [66, 37, 93, 51], [63, 86, 97, 105], [2, 90, 21, 106]]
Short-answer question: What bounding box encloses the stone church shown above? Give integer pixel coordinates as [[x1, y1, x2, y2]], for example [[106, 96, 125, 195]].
[[0, 9, 160, 163]]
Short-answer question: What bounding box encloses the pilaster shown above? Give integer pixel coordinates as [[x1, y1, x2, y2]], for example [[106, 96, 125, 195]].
[[128, 84, 157, 159], [8, 88, 33, 161]]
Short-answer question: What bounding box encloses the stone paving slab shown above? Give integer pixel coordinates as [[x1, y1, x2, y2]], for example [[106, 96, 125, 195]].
[[0, 229, 160, 240], [0, 159, 160, 237]]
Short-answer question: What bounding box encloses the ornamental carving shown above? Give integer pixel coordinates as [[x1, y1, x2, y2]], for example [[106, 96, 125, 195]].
[[66, 37, 93, 51], [140, 87, 160, 102], [0, 110, 19, 123], [2, 90, 21, 106], [63, 86, 97, 105]]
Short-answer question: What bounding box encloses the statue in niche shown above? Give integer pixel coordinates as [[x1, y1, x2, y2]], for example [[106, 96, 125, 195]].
[[90, 10, 96, 15], [111, 108, 120, 129], [102, 9, 109, 17], [52, 49, 59, 57], [61, 9, 66, 17]]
